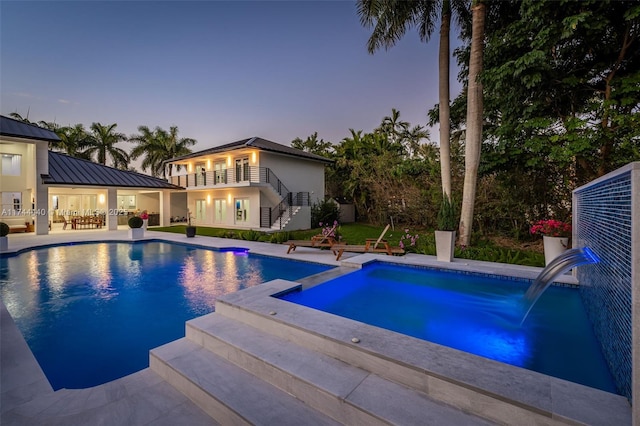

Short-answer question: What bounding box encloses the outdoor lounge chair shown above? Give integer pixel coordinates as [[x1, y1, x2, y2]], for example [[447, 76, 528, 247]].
[[331, 224, 405, 261], [285, 224, 339, 254]]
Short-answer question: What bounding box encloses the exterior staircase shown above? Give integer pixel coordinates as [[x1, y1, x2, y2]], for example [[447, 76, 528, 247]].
[[150, 280, 495, 425], [269, 206, 301, 230]]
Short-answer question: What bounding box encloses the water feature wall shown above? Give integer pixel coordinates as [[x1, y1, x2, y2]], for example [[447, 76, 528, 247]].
[[573, 162, 639, 411]]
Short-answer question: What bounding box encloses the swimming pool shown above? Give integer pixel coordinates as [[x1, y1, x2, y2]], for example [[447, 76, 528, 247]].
[[278, 262, 618, 394], [0, 241, 332, 390]]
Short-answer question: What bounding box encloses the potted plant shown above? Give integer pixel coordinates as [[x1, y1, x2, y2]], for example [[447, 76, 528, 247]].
[[139, 210, 149, 230], [435, 194, 457, 262], [0, 222, 9, 251], [128, 216, 144, 240], [530, 219, 571, 265], [185, 211, 196, 238]]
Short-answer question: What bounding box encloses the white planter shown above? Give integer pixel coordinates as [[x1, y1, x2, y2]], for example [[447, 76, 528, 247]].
[[543, 236, 569, 265], [0, 236, 7, 252], [129, 228, 144, 240], [435, 230, 456, 262], [142, 219, 148, 230]]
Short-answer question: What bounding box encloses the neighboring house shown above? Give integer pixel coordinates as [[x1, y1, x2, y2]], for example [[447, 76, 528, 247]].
[[165, 137, 333, 231], [0, 115, 183, 235]]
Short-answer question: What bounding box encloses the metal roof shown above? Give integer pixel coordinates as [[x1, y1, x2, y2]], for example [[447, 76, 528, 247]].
[[167, 137, 333, 164], [43, 151, 183, 189], [0, 115, 61, 142]]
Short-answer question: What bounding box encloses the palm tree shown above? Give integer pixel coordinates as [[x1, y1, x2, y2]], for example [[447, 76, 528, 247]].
[[55, 124, 91, 158], [129, 125, 196, 178], [357, 0, 465, 198], [459, 0, 486, 247], [403, 125, 430, 158], [291, 132, 334, 157], [377, 108, 409, 146], [8, 111, 31, 123], [83, 122, 129, 168]]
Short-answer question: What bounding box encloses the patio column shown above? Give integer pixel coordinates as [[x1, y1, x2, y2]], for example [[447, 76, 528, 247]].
[[160, 191, 171, 226], [107, 188, 117, 230], [35, 184, 49, 235], [35, 143, 49, 235]]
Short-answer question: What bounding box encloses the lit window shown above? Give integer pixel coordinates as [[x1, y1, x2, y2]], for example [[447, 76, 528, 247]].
[[1, 154, 21, 176]]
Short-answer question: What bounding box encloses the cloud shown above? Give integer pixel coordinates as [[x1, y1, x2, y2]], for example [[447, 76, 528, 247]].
[[14, 92, 37, 99], [58, 99, 71, 104]]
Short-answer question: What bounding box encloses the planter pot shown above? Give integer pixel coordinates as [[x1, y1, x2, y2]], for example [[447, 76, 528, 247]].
[[142, 219, 148, 230], [185, 226, 196, 238], [435, 230, 456, 262], [129, 228, 144, 240], [0, 236, 7, 252], [543, 235, 569, 265]]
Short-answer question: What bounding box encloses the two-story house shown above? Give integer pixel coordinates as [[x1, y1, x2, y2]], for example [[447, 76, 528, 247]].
[[1, 115, 182, 235], [165, 137, 332, 231]]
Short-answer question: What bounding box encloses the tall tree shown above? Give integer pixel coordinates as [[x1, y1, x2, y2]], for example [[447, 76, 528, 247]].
[[357, 0, 466, 198], [83, 122, 129, 168], [291, 132, 334, 157], [129, 125, 196, 178], [55, 124, 91, 158], [458, 0, 486, 246], [403, 124, 431, 158], [377, 108, 410, 148], [481, 0, 640, 185], [8, 111, 31, 123]]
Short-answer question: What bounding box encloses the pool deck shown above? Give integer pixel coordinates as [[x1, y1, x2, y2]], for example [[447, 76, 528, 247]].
[[0, 229, 632, 425]]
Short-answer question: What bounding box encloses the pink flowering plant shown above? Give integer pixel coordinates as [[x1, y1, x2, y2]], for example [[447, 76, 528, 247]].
[[399, 228, 419, 252], [530, 219, 571, 237], [319, 220, 341, 240]]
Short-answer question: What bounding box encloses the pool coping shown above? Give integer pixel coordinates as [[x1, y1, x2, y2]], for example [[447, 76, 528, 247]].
[[0, 229, 630, 425]]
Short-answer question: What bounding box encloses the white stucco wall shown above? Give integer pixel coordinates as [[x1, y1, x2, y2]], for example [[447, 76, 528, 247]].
[[258, 152, 326, 205]]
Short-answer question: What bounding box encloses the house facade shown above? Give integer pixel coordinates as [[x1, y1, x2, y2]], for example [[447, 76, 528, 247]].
[[0, 115, 182, 235], [165, 137, 332, 231]]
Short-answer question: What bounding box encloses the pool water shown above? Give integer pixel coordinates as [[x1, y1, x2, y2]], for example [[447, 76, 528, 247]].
[[0, 241, 332, 390], [279, 263, 618, 394]]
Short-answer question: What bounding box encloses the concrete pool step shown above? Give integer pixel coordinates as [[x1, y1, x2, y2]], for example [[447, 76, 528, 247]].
[[150, 338, 339, 426], [213, 281, 632, 426], [185, 313, 490, 425]]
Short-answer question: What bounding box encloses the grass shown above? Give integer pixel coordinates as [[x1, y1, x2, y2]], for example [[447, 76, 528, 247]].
[[152, 223, 545, 267]]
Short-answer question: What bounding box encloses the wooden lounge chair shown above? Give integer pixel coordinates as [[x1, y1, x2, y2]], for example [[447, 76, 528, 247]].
[[285, 224, 339, 254], [332, 224, 405, 261]]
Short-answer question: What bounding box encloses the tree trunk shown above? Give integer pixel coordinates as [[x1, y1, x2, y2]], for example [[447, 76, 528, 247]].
[[439, 4, 452, 199], [459, 1, 486, 247]]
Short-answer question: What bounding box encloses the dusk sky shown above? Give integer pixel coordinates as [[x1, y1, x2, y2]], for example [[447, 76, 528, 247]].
[[1, 1, 463, 156]]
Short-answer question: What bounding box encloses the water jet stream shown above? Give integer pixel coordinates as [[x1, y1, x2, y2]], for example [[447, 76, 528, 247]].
[[521, 247, 599, 325]]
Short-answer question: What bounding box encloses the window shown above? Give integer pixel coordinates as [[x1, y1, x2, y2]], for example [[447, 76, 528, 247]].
[[1, 154, 21, 176], [196, 199, 206, 222], [214, 199, 226, 223], [117, 195, 136, 210], [235, 198, 249, 223], [214, 161, 227, 184], [235, 158, 249, 182], [1, 192, 21, 214]]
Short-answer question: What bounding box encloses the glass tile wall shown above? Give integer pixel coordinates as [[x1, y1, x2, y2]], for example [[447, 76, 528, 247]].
[[574, 166, 636, 400]]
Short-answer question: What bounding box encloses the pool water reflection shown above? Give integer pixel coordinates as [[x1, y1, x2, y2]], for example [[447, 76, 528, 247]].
[[0, 241, 332, 389]]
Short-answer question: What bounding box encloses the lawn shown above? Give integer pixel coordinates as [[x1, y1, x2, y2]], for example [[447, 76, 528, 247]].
[[152, 223, 545, 267]]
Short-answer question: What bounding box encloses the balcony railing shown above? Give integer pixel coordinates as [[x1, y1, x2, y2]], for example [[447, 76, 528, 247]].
[[168, 166, 288, 196]]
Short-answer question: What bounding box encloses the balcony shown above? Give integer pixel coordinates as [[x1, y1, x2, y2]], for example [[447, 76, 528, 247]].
[[168, 166, 290, 195]]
